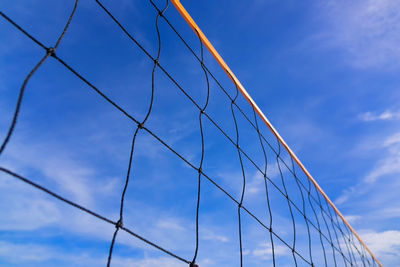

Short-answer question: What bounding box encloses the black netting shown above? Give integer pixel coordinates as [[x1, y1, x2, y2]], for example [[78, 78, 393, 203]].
[[0, 1, 379, 266]]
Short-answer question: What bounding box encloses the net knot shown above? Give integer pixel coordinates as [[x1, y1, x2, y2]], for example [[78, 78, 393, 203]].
[[238, 202, 242, 208], [198, 167, 202, 174], [189, 263, 199, 267], [200, 109, 205, 114], [116, 219, 123, 229], [154, 58, 159, 65], [47, 47, 56, 56], [138, 123, 144, 129]]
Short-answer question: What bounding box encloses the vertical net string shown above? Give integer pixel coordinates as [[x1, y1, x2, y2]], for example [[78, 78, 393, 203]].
[[290, 157, 314, 266], [253, 108, 276, 266], [229, 77, 246, 266], [307, 177, 328, 267], [0, 0, 79, 157], [190, 27, 211, 266], [106, 1, 169, 265], [276, 140, 298, 267]]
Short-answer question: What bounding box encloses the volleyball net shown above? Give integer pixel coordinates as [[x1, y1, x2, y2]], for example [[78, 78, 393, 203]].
[[0, 0, 381, 266]]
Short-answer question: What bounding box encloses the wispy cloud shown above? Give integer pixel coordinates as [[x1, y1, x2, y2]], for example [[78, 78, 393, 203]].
[[252, 243, 289, 260], [365, 132, 400, 183], [317, 0, 400, 69], [343, 214, 361, 224], [0, 175, 61, 231], [334, 129, 400, 264], [1, 137, 119, 207], [0, 241, 102, 266], [361, 230, 400, 264], [0, 240, 188, 267], [336, 132, 400, 206], [359, 110, 400, 122]]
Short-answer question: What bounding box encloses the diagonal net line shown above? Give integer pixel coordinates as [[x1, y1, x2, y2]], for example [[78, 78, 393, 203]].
[[0, 0, 79, 156], [0, 0, 379, 266], [0, 167, 191, 264]]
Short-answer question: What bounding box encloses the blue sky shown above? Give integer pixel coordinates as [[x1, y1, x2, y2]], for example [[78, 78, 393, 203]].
[[1, 0, 400, 266]]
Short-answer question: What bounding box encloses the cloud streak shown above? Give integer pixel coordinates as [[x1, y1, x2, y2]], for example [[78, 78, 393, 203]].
[[318, 0, 400, 69], [361, 230, 400, 264], [359, 110, 400, 122]]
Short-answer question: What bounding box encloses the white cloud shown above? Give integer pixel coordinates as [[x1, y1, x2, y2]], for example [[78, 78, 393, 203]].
[[318, 0, 400, 69], [336, 131, 400, 205], [360, 230, 400, 264], [201, 228, 229, 243], [359, 110, 400, 122], [365, 152, 400, 183], [0, 197, 60, 231], [365, 132, 400, 183], [0, 240, 105, 266], [3, 139, 98, 206], [236, 162, 284, 198], [0, 241, 54, 263], [111, 256, 186, 267], [343, 215, 361, 224], [334, 186, 354, 205], [252, 243, 289, 260], [333, 129, 400, 265], [383, 132, 400, 146], [0, 240, 187, 267]]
